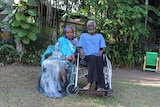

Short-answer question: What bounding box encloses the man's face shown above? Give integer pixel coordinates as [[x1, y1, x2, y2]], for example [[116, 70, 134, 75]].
[[87, 22, 96, 34]]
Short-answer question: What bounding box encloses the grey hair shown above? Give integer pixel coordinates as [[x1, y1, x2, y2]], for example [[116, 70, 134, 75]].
[[87, 20, 96, 27]]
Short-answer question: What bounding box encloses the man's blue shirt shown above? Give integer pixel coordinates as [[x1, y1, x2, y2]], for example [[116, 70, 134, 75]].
[[78, 33, 106, 56]]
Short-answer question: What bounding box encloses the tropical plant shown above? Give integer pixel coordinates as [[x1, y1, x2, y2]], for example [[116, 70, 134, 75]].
[[0, 0, 159, 67], [106, 0, 148, 68], [0, 0, 40, 52], [61, 0, 149, 68], [0, 44, 17, 64]]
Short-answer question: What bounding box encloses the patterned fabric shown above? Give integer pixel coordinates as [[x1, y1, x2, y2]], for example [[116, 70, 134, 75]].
[[39, 56, 64, 98], [38, 36, 77, 98]]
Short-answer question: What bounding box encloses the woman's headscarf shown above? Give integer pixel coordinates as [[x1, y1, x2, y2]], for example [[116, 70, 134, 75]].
[[64, 26, 74, 34], [64, 26, 75, 40]]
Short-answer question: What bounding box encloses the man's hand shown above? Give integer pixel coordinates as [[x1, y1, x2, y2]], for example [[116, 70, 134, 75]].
[[98, 50, 104, 56], [80, 48, 85, 59]]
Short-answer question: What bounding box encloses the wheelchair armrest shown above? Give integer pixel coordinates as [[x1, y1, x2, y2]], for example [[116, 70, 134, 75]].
[[79, 52, 108, 67], [80, 59, 88, 67]]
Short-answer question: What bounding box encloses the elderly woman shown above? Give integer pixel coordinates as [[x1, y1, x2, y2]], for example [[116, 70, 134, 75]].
[[78, 20, 106, 91], [38, 26, 77, 98]]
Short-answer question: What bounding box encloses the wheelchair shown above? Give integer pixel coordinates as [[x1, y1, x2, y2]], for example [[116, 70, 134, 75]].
[[66, 49, 113, 97], [41, 45, 113, 97]]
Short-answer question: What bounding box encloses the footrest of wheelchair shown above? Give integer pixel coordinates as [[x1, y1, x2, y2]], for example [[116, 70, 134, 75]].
[[99, 88, 113, 92], [77, 88, 113, 92], [77, 88, 91, 91]]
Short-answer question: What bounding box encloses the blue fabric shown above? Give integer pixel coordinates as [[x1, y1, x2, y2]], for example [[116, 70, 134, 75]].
[[40, 45, 54, 64], [38, 36, 77, 98], [78, 33, 106, 56], [57, 36, 76, 57], [39, 57, 64, 98]]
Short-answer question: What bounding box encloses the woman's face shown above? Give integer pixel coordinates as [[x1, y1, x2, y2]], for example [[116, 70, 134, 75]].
[[66, 28, 74, 40], [87, 22, 96, 34]]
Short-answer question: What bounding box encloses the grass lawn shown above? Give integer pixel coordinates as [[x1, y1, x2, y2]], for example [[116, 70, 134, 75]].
[[0, 65, 160, 107]]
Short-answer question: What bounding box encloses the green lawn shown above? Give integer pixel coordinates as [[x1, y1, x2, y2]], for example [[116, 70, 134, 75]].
[[0, 66, 160, 107]]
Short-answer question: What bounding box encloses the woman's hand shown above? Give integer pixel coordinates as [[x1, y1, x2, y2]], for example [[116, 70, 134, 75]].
[[66, 54, 75, 62]]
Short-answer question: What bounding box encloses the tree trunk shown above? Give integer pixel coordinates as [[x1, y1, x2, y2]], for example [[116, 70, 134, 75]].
[[145, 0, 148, 29], [16, 41, 23, 52]]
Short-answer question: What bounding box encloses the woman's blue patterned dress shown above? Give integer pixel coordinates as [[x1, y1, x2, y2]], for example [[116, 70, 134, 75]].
[[38, 36, 77, 98]]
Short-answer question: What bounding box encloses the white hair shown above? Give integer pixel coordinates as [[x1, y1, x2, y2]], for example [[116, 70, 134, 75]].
[[87, 20, 96, 27]]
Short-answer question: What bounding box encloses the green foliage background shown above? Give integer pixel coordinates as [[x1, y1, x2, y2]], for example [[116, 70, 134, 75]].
[[0, 0, 160, 68]]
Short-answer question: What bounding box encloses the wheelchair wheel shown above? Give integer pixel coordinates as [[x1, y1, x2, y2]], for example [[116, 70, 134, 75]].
[[102, 91, 109, 97], [102, 83, 111, 97], [66, 83, 79, 95]]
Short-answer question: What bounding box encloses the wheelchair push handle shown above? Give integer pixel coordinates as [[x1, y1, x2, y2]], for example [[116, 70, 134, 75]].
[[76, 47, 85, 59]]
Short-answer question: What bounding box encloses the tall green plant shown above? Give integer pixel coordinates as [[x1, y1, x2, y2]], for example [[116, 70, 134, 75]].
[[105, 0, 148, 68], [0, 0, 40, 52], [62, 0, 149, 68]]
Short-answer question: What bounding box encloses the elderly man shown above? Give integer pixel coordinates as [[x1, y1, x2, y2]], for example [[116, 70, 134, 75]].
[[77, 20, 106, 91]]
